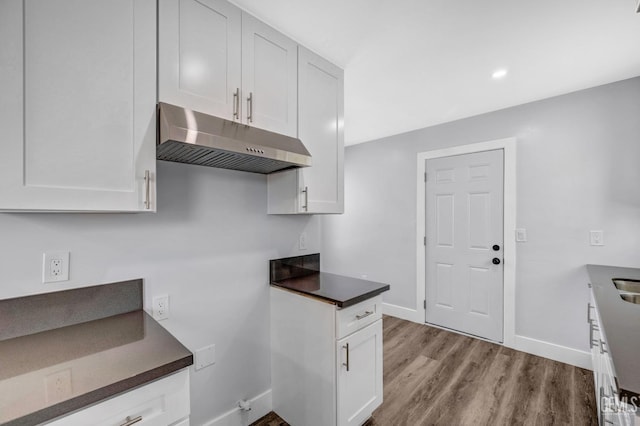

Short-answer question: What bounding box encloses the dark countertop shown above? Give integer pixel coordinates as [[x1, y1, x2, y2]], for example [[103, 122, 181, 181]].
[[587, 264, 640, 397], [0, 280, 193, 426], [271, 272, 390, 307], [0, 310, 192, 425]]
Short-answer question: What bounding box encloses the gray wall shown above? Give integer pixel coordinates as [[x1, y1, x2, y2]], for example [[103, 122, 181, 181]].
[[0, 161, 321, 425], [322, 76, 640, 352]]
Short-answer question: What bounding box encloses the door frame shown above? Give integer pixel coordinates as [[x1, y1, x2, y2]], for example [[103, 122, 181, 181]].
[[416, 137, 516, 347]]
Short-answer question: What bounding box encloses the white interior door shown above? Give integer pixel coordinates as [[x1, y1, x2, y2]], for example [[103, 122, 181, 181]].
[[425, 149, 504, 342]]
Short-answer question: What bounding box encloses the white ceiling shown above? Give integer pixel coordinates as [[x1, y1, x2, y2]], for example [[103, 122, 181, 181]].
[[231, 0, 640, 145]]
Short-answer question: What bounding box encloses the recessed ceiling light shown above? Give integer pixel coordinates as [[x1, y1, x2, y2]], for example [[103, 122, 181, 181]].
[[492, 68, 508, 80]]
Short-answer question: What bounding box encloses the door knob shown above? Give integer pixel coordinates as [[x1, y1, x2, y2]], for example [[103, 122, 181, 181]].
[[492, 244, 500, 251], [492, 258, 501, 265]]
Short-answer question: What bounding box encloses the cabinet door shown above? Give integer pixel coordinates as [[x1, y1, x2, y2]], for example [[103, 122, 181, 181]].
[[242, 12, 297, 137], [0, 0, 156, 212], [336, 320, 383, 426], [298, 47, 344, 214], [159, 0, 241, 121]]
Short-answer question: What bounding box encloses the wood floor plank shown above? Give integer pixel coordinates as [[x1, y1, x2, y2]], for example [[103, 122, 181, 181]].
[[372, 317, 597, 426], [373, 354, 441, 425]]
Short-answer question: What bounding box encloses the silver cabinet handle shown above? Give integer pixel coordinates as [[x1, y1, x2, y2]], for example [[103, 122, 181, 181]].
[[589, 322, 598, 349], [247, 92, 253, 123], [233, 88, 240, 120], [342, 343, 350, 372], [144, 170, 150, 210], [356, 311, 374, 320], [120, 416, 142, 426], [301, 186, 308, 211], [587, 302, 592, 323]]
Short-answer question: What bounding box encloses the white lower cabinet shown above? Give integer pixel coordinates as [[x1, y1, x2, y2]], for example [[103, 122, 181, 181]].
[[46, 369, 190, 426], [271, 288, 383, 426], [337, 321, 383, 426], [588, 288, 636, 426]]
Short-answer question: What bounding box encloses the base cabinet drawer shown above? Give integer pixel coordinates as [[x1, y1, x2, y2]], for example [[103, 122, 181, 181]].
[[46, 369, 190, 426], [336, 296, 382, 340]]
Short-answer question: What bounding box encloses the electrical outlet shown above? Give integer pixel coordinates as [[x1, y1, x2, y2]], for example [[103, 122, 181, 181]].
[[42, 251, 70, 283], [195, 344, 215, 370], [299, 232, 307, 250], [590, 230, 604, 246], [45, 369, 72, 404], [152, 294, 169, 320]]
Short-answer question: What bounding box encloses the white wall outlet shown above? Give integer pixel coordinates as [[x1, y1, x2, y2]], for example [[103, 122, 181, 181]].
[[152, 294, 170, 321], [299, 232, 307, 250], [515, 228, 527, 242], [42, 251, 70, 283], [45, 368, 72, 404], [195, 344, 216, 370], [590, 230, 604, 246]]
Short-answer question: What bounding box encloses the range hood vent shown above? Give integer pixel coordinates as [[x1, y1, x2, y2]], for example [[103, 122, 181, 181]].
[[157, 102, 311, 174]]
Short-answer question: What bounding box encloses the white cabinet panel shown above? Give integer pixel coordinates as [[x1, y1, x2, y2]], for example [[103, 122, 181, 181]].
[[336, 320, 383, 426], [159, 0, 241, 121], [242, 12, 297, 137], [46, 369, 190, 426], [298, 47, 344, 213], [267, 47, 344, 214], [0, 0, 156, 212]]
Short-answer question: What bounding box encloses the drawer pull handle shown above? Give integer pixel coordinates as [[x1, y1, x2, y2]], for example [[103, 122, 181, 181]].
[[587, 302, 593, 323], [120, 416, 142, 426], [356, 310, 374, 320]]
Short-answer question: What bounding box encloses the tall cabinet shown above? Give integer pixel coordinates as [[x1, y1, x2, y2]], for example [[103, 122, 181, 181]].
[[158, 0, 298, 136], [0, 0, 157, 212], [268, 47, 345, 214]]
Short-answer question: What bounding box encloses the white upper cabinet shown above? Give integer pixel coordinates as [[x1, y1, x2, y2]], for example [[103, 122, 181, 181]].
[[0, 0, 157, 212], [159, 0, 241, 121], [268, 47, 344, 214], [241, 12, 298, 137], [159, 0, 297, 136]]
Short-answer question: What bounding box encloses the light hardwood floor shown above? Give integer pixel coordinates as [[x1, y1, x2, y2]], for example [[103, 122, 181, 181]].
[[253, 315, 597, 426]]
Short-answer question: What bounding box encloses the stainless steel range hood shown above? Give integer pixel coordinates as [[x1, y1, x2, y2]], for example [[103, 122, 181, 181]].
[[157, 102, 311, 174]]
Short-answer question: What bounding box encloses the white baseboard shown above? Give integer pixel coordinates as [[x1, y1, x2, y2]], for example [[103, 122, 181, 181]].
[[512, 335, 592, 370], [203, 389, 272, 426], [382, 307, 592, 370], [382, 302, 422, 323]]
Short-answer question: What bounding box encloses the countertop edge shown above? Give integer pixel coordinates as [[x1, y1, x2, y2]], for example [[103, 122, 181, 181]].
[[270, 280, 390, 307], [339, 285, 390, 308], [7, 356, 193, 426]]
